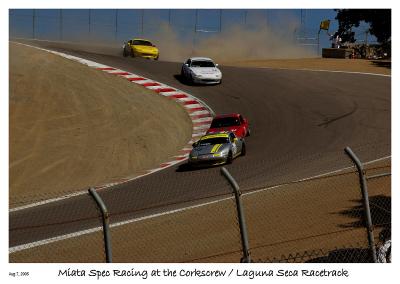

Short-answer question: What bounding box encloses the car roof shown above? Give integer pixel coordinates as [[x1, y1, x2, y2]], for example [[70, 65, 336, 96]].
[[213, 113, 241, 119], [131, 38, 152, 42], [200, 133, 230, 140], [189, 57, 214, 62]]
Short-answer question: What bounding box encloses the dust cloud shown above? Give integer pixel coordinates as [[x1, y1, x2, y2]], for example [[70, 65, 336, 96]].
[[14, 17, 316, 63], [152, 21, 316, 63]]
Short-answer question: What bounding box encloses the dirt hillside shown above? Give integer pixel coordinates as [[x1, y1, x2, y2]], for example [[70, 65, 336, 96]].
[[9, 43, 192, 201]]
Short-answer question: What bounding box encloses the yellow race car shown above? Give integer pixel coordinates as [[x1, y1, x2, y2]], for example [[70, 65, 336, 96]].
[[122, 38, 159, 60]]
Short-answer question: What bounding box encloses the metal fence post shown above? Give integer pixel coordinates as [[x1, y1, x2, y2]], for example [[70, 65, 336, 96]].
[[221, 167, 251, 263], [344, 147, 377, 263], [88, 187, 113, 263], [115, 9, 118, 42], [32, 9, 36, 39], [59, 9, 63, 41], [88, 9, 91, 39]]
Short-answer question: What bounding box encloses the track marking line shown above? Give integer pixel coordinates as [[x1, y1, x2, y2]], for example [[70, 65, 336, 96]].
[[256, 66, 391, 77], [127, 77, 146, 81], [192, 117, 213, 123], [141, 82, 161, 87], [9, 155, 390, 253], [244, 155, 391, 196], [191, 113, 212, 119], [9, 195, 233, 254], [168, 94, 188, 99], [96, 67, 116, 71], [110, 71, 131, 76]]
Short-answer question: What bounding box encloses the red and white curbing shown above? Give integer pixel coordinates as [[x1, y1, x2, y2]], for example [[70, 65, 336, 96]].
[[90, 69, 214, 189], [90, 67, 214, 182], [11, 42, 215, 207]]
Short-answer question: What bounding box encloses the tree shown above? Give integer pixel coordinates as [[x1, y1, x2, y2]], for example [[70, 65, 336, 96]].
[[335, 9, 391, 45]]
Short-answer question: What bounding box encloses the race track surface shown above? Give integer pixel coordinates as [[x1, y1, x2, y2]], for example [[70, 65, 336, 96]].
[[9, 40, 390, 248]]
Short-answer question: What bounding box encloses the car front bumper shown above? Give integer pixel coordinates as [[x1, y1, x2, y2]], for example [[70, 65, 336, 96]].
[[134, 51, 159, 60], [188, 154, 228, 167], [192, 76, 221, 84]]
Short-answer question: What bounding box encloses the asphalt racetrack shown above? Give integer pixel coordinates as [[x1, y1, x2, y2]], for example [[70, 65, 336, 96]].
[[9, 40, 390, 248]]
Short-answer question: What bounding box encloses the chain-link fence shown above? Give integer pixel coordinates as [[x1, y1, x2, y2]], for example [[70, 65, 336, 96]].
[[366, 160, 391, 263], [9, 192, 106, 262], [9, 149, 391, 263], [9, 9, 322, 57], [9, 9, 294, 43]]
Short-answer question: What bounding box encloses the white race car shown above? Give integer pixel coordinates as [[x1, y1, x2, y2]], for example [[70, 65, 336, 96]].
[[181, 57, 222, 85]]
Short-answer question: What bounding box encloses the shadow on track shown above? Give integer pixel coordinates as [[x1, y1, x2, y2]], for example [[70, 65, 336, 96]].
[[173, 74, 221, 87], [176, 162, 225, 172], [371, 60, 391, 69], [173, 74, 188, 85]]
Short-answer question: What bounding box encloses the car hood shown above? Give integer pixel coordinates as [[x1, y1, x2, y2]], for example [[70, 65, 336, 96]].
[[191, 143, 229, 156], [208, 127, 239, 133], [189, 67, 221, 75]]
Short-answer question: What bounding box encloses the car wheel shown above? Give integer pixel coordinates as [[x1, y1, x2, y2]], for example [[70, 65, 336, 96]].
[[241, 143, 246, 156], [188, 73, 194, 85], [226, 152, 233, 164], [191, 74, 196, 85]]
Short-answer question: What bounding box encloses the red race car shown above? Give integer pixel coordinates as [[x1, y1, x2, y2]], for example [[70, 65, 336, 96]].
[[207, 113, 250, 138]]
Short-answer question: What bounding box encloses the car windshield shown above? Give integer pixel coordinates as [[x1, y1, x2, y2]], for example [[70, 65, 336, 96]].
[[210, 117, 241, 128], [191, 60, 215, 68], [132, 40, 153, 46], [198, 137, 229, 146]]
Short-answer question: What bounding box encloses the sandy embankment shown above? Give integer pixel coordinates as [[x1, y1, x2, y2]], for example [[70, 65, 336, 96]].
[[9, 43, 192, 201]]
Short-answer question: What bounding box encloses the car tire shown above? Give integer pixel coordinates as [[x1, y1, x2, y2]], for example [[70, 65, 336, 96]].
[[241, 143, 246, 156], [226, 152, 233, 164], [188, 74, 194, 85]]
